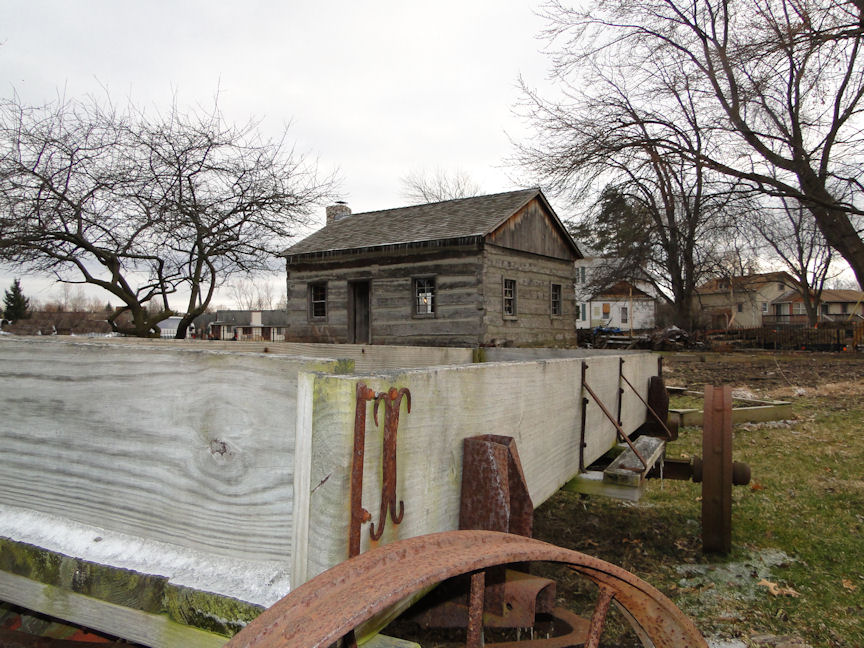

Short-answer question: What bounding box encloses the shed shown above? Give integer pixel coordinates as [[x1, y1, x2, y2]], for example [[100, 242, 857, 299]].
[[282, 188, 582, 347]]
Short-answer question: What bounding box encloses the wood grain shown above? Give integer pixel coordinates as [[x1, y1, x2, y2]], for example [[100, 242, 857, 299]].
[[0, 339, 342, 564]]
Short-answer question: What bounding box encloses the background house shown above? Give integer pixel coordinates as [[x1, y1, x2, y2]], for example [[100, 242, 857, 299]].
[[204, 310, 289, 341], [282, 189, 582, 347], [694, 271, 798, 329], [574, 253, 657, 330], [768, 289, 864, 326]]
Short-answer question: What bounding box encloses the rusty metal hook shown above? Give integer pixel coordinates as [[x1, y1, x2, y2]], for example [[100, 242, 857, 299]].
[[349, 383, 378, 559], [370, 387, 411, 541]]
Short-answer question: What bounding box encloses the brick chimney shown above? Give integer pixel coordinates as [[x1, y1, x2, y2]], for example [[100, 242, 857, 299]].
[[326, 201, 351, 225]]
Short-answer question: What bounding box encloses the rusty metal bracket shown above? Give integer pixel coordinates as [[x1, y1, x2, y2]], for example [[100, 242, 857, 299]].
[[580, 361, 648, 472], [620, 370, 674, 441], [225, 530, 708, 648], [370, 386, 411, 541], [349, 382, 377, 558], [616, 358, 625, 426], [348, 383, 412, 555]]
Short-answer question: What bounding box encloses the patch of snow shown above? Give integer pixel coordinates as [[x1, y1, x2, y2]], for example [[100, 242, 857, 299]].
[[707, 639, 747, 648], [0, 504, 291, 607]]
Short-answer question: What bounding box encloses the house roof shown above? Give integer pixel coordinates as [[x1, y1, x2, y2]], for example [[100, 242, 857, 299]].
[[773, 288, 864, 304], [592, 281, 653, 300], [283, 188, 579, 261], [696, 271, 797, 294]]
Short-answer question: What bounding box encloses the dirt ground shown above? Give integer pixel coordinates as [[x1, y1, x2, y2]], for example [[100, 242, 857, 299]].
[[661, 350, 864, 397]]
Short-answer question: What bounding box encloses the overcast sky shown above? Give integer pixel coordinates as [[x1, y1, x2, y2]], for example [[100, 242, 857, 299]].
[[1, 0, 563, 306]]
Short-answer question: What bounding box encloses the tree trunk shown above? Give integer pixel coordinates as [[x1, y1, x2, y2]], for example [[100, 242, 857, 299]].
[[798, 173, 864, 289]]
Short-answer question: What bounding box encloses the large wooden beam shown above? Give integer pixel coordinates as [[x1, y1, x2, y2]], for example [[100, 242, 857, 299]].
[[0, 570, 229, 648]]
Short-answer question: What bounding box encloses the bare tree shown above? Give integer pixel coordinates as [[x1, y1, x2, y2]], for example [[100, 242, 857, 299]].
[[515, 64, 739, 327], [137, 103, 332, 338], [537, 0, 864, 288], [0, 97, 176, 336], [400, 167, 481, 204], [0, 95, 334, 337], [229, 278, 275, 310], [747, 198, 834, 326]]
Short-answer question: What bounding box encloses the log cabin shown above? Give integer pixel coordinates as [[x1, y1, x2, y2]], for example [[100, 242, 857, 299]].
[[282, 188, 582, 347]]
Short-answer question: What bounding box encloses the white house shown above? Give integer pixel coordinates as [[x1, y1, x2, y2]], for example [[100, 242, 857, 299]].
[[574, 255, 657, 331]]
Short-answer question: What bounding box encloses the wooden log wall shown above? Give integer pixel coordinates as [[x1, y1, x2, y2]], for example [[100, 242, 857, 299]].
[[481, 244, 578, 347], [286, 250, 486, 347], [292, 351, 657, 585]]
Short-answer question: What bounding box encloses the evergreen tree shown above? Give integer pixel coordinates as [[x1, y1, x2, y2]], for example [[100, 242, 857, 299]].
[[3, 279, 31, 320]]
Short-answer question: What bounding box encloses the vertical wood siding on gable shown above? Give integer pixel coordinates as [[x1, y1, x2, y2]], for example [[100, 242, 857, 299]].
[[486, 198, 576, 261]]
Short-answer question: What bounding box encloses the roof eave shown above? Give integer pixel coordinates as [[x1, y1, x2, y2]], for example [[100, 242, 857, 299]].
[[285, 235, 484, 265]]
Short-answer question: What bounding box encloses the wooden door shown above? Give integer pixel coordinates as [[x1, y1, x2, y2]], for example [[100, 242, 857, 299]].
[[349, 281, 371, 344]]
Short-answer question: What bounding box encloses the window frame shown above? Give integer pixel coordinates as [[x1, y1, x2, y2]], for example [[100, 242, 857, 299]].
[[503, 278, 517, 318], [620, 306, 628, 324], [550, 283, 562, 317], [308, 281, 328, 321], [412, 276, 436, 318]]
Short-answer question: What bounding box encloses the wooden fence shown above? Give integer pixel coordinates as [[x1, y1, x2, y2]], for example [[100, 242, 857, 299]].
[[706, 322, 863, 350]]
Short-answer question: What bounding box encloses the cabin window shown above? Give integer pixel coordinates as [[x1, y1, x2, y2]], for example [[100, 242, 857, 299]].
[[736, 302, 743, 313], [414, 277, 435, 316], [620, 306, 628, 324], [503, 278, 517, 317], [794, 302, 805, 315], [761, 302, 768, 313], [309, 282, 327, 319], [581, 303, 587, 321], [602, 302, 610, 315], [550, 283, 562, 316], [841, 302, 849, 314]]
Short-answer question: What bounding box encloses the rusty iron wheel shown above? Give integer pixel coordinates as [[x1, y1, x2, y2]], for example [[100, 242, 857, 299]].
[[226, 530, 707, 648]]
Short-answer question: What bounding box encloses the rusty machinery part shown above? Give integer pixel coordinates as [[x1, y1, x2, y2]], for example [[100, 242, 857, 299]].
[[225, 530, 708, 648], [648, 457, 751, 487], [646, 385, 751, 555], [459, 435, 533, 538], [634, 374, 675, 441]]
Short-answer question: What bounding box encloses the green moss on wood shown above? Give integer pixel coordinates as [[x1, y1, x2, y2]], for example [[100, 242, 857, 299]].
[[0, 538, 267, 638], [163, 584, 263, 636]]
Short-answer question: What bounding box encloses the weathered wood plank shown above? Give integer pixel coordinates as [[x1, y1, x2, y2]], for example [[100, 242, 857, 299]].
[[0, 339, 343, 583], [0, 570, 229, 648], [562, 470, 645, 502], [603, 436, 666, 487]]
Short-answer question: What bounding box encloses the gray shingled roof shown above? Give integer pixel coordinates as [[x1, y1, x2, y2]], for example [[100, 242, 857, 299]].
[[284, 188, 554, 258]]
